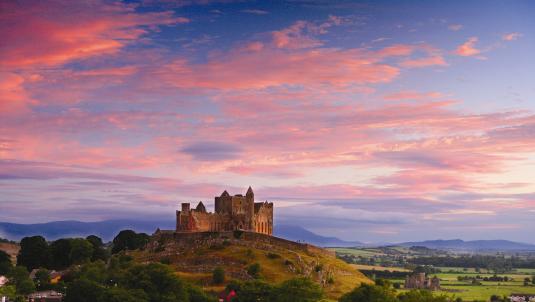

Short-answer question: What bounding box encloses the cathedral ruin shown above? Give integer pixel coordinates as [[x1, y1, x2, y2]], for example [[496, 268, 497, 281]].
[[404, 272, 440, 290], [176, 187, 273, 235]]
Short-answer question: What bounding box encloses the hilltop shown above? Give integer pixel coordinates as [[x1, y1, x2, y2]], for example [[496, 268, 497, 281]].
[[130, 230, 371, 300]]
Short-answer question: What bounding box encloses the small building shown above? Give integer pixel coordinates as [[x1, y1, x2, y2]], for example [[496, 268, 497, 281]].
[[510, 294, 535, 302], [27, 290, 63, 302], [404, 272, 440, 290], [29, 270, 63, 285]]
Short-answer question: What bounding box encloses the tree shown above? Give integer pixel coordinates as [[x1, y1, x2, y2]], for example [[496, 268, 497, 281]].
[[34, 268, 51, 290], [49, 239, 72, 269], [112, 230, 149, 254], [247, 263, 261, 279], [69, 238, 94, 264], [339, 284, 397, 302], [8, 266, 35, 295], [86, 235, 109, 262], [122, 263, 188, 302], [234, 280, 274, 302], [0, 285, 17, 300], [399, 290, 449, 302], [100, 287, 148, 302], [212, 267, 225, 284], [0, 250, 12, 275], [273, 278, 323, 302], [65, 279, 104, 302], [187, 285, 217, 302], [17, 236, 49, 270]]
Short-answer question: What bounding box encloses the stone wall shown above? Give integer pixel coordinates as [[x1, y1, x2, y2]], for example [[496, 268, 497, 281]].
[[151, 230, 335, 258]]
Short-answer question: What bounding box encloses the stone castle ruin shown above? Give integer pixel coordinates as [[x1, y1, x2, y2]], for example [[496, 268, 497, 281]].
[[404, 272, 440, 290], [176, 187, 273, 235]]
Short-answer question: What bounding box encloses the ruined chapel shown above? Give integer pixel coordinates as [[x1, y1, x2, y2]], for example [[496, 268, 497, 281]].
[[176, 187, 273, 235]]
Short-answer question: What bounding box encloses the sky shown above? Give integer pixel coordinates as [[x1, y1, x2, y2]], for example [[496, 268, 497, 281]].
[[1, 0, 535, 244]]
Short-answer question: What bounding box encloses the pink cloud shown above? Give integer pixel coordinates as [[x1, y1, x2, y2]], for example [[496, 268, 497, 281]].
[[502, 32, 522, 41], [384, 91, 444, 101], [399, 55, 447, 68], [448, 24, 463, 31], [454, 37, 482, 57], [0, 1, 187, 68]]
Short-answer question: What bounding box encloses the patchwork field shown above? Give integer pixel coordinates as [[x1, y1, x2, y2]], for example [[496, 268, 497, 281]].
[[333, 247, 535, 301]]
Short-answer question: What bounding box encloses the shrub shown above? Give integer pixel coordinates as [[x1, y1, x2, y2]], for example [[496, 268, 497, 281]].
[[213, 267, 225, 284], [233, 230, 244, 239], [247, 263, 261, 279], [266, 252, 281, 259]]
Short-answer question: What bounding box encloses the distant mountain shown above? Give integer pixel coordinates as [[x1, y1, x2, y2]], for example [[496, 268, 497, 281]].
[[0, 220, 175, 241], [274, 224, 362, 247], [0, 220, 361, 247], [396, 239, 535, 251]]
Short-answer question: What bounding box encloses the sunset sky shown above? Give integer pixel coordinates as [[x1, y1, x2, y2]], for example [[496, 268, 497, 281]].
[[1, 0, 535, 243]]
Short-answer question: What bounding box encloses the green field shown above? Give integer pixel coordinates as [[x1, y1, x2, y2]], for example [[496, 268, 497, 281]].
[[388, 269, 535, 301]]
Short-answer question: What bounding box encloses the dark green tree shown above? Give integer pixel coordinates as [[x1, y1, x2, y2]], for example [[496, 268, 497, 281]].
[[273, 278, 323, 302], [49, 239, 73, 269], [100, 287, 148, 302], [69, 238, 94, 264], [398, 290, 449, 302], [112, 230, 149, 254], [234, 280, 274, 302], [65, 279, 104, 302], [122, 263, 188, 302], [0, 250, 12, 275], [17, 236, 49, 270], [187, 285, 217, 302], [8, 266, 35, 295], [86, 235, 109, 262], [339, 283, 397, 302]]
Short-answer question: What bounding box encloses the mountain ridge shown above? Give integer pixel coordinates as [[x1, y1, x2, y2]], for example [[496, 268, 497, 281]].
[[393, 239, 535, 251]]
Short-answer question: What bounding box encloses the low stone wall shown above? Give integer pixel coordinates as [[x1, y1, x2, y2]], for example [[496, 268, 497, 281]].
[[151, 230, 335, 258]]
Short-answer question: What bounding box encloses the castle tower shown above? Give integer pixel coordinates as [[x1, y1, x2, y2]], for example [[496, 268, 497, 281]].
[[246, 186, 255, 228]]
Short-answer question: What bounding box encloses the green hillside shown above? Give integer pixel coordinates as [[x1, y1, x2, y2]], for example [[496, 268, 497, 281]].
[[131, 231, 372, 300]]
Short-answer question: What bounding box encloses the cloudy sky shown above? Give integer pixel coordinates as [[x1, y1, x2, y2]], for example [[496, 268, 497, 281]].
[[1, 0, 535, 243]]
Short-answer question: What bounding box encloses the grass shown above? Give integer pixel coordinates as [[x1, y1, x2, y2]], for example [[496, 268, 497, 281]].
[[133, 236, 372, 300], [403, 271, 535, 301]]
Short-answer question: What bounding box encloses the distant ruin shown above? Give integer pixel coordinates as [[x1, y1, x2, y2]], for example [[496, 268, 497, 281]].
[[176, 187, 273, 235], [404, 272, 440, 290]]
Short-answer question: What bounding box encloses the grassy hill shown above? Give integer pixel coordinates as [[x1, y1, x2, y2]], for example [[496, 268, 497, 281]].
[[0, 241, 19, 264], [131, 230, 371, 300]]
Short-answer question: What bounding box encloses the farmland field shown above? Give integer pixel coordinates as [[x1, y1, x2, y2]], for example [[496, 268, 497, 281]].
[[333, 247, 535, 301]]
